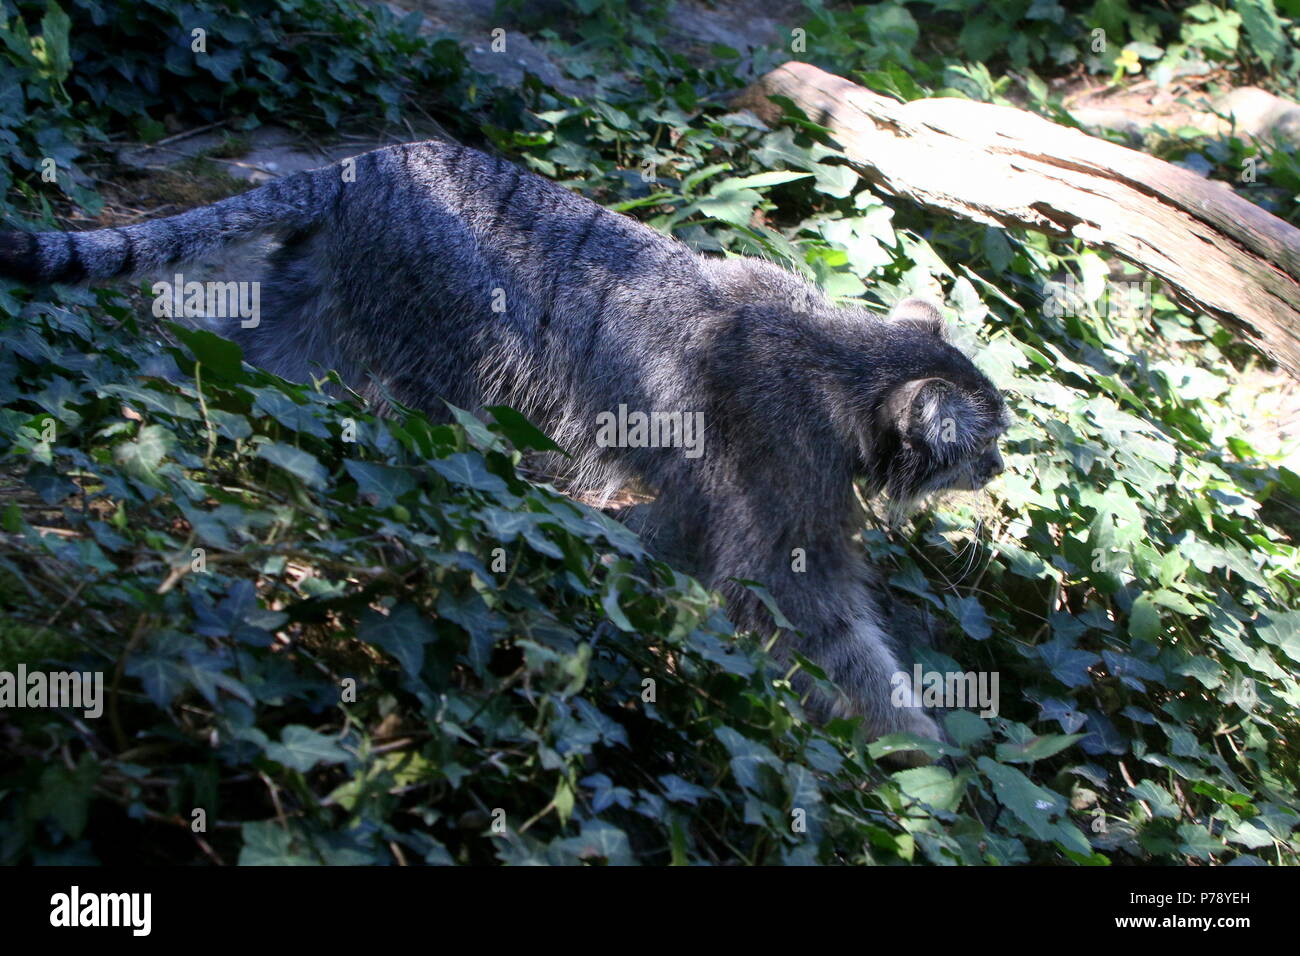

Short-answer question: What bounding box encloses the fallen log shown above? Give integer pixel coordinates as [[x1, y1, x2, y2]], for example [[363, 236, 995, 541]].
[[736, 62, 1300, 382]]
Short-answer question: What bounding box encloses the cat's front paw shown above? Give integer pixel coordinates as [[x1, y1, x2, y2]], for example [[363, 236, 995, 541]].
[[816, 687, 945, 767], [876, 710, 944, 768]]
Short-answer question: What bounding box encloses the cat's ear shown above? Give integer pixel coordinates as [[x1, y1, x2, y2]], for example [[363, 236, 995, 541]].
[[883, 376, 975, 453], [888, 297, 947, 339]]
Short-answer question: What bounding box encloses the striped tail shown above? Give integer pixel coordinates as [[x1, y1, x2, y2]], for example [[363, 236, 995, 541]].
[[0, 165, 337, 285]]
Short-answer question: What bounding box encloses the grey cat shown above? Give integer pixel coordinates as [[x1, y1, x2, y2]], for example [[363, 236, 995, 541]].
[[0, 138, 1008, 761]]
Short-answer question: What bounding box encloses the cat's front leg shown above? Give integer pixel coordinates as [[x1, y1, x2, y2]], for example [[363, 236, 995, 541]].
[[814, 609, 943, 767]]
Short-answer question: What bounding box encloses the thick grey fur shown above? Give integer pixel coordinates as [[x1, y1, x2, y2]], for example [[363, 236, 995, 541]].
[[0, 139, 1009, 758]]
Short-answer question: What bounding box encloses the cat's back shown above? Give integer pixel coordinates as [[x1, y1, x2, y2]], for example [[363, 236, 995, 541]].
[[341, 139, 675, 256], [327, 139, 697, 316]]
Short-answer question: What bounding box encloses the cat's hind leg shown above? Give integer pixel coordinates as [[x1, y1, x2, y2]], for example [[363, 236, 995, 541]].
[[219, 230, 356, 389]]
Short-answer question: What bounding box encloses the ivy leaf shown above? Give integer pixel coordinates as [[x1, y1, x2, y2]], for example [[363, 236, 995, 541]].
[[1238, 0, 1287, 67], [1036, 637, 1100, 688], [1128, 593, 1162, 642], [894, 766, 966, 812], [1102, 649, 1163, 691], [734, 579, 795, 629], [125, 632, 194, 708], [1255, 610, 1300, 664], [253, 389, 332, 439], [978, 758, 1088, 854], [944, 709, 993, 748], [1129, 780, 1181, 819], [343, 459, 417, 509], [431, 451, 508, 494], [687, 629, 756, 677], [1225, 821, 1272, 850], [437, 590, 504, 675], [38, 755, 99, 840], [114, 423, 173, 485], [1177, 824, 1221, 860], [868, 732, 960, 762], [1038, 698, 1088, 734], [601, 577, 635, 632], [238, 821, 322, 866], [945, 594, 992, 640], [360, 603, 436, 678], [257, 441, 328, 489], [1078, 709, 1128, 756], [170, 324, 244, 380], [715, 726, 783, 791], [890, 563, 943, 610], [995, 733, 1084, 763], [37, 1, 73, 82], [265, 725, 351, 774], [485, 404, 567, 454], [659, 774, 711, 805], [1175, 655, 1224, 689], [552, 820, 635, 866]]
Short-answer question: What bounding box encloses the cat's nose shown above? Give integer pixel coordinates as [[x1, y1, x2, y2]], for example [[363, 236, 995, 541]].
[[985, 451, 1004, 478]]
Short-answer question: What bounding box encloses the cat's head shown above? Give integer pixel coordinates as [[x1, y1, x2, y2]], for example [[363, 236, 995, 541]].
[[863, 298, 1009, 503]]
